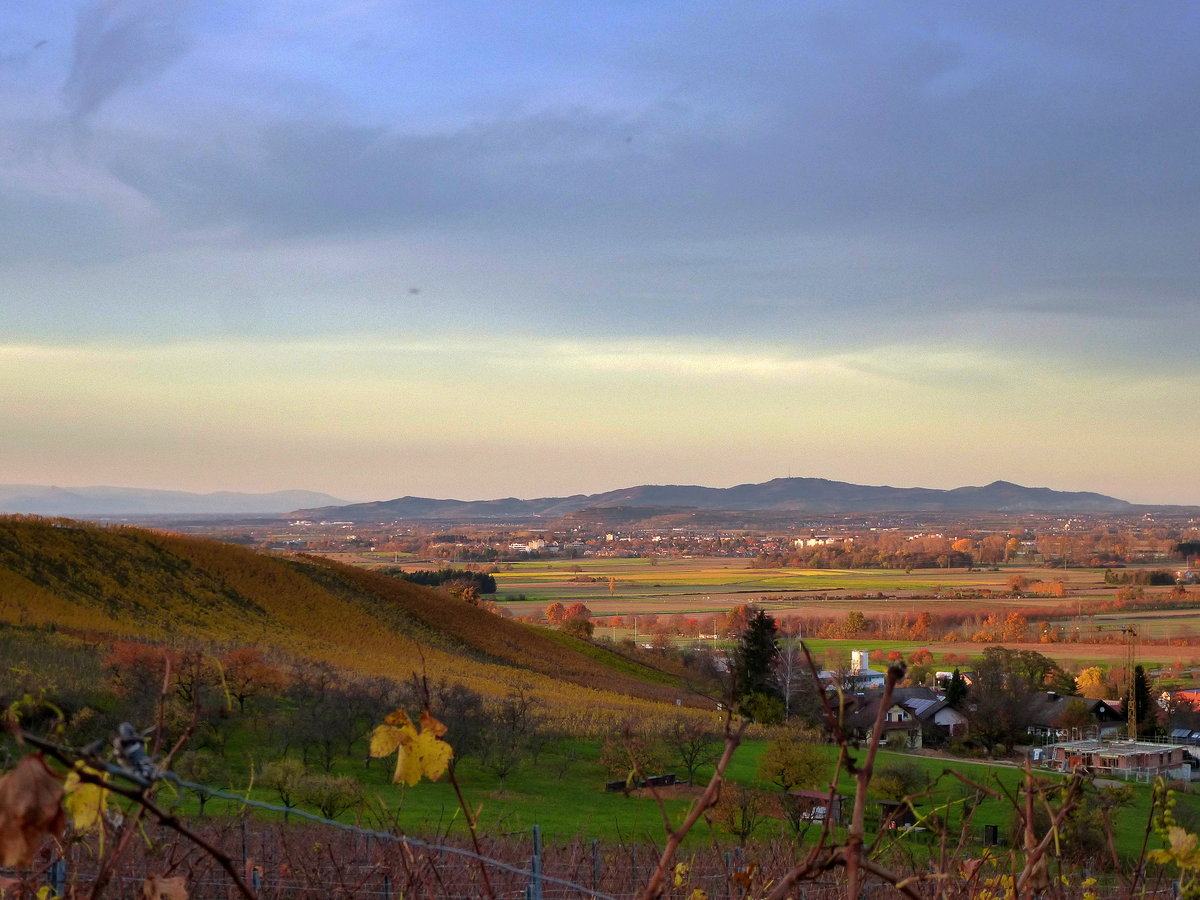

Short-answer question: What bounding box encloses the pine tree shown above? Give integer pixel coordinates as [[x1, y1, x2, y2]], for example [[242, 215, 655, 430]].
[[945, 668, 968, 708], [733, 610, 781, 720]]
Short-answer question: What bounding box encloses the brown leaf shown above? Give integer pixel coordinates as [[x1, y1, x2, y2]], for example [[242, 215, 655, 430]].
[[143, 874, 189, 900], [960, 858, 985, 880], [0, 755, 66, 867]]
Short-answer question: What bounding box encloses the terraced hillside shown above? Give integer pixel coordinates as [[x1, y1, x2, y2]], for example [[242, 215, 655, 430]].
[[0, 516, 709, 726]]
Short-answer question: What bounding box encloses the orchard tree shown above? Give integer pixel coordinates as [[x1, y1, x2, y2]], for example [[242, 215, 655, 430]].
[[757, 731, 827, 794], [664, 716, 721, 783], [220, 647, 288, 714]]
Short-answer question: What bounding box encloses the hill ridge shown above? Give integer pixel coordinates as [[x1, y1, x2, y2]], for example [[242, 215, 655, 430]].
[[291, 476, 1135, 522], [0, 516, 694, 715]]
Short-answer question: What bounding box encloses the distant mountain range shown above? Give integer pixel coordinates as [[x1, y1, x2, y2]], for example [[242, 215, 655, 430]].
[[0, 485, 349, 517], [290, 478, 1139, 523]]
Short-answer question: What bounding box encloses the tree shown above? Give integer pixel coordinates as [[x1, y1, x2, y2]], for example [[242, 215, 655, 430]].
[[599, 725, 669, 790], [664, 716, 721, 784], [842, 610, 867, 637], [732, 610, 779, 710], [298, 774, 366, 820], [562, 602, 592, 621], [757, 732, 827, 794], [174, 751, 217, 816], [260, 758, 307, 814], [428, 680, 487, 773], [544, 602, 566, 625], [774, 633, 821, 724], [970, 647, 1038, 752], [561, 616, 594, 638], [1076, 666, 1109, 700], [1001, 612, 1029, 642], [945, 669, 968, 708], [220, 647, 287, 714], [478, 684, 545, 791], [1057, 699, 1095, 734], [708, 784, 770, 845], [871, 762, 930, 802]]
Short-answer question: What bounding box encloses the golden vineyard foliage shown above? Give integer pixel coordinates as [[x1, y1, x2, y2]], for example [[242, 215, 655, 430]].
[[0, 516, 697, 725], [369, 710, 453, 786]]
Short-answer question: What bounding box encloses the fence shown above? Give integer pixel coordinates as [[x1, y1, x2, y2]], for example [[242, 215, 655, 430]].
[[1, 729, 1186, 899]]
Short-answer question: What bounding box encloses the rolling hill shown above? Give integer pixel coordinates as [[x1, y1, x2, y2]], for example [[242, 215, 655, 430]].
[[0, 516, 701, 722], [291, 477, 1136, 522]]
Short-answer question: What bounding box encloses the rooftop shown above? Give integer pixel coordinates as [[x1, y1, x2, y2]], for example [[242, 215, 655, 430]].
[[1049, 739, 1187, 757]]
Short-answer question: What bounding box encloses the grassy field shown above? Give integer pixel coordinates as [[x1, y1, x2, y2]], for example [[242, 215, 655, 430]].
[[176, 733, 1197, 862]]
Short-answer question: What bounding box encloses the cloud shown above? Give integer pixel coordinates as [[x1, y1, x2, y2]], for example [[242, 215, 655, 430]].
[[63, 0, 195, 123]]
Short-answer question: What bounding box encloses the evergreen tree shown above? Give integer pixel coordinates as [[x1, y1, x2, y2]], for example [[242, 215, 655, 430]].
[[733, 610, 781, 719], [945, 668, 968, 708]]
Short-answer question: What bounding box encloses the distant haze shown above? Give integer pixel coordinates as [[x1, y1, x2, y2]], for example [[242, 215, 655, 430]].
[[0, 485, 347, 517]]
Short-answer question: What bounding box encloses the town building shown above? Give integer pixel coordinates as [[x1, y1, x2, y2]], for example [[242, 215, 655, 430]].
[[1038, 739, 1193, 780]]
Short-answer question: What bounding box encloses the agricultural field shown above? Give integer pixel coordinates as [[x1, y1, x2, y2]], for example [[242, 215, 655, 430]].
[[490, 557, 1105, 612], [480, 556, 1200, 676]]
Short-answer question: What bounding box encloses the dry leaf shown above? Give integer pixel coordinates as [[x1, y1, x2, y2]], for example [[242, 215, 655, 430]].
[[143, 874, 188, 899], [960, 857, 985, 880], [0, 755, 66, 867]]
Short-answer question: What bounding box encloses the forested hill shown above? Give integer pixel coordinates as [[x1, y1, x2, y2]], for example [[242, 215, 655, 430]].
[[0, 516, 691, 712], [293, 477, 1136, 522]]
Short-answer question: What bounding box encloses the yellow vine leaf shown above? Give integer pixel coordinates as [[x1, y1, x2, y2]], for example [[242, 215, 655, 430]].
[[369, 709, 453, 786], [64, 768, 110, 832], [673, 862, 689, 887]]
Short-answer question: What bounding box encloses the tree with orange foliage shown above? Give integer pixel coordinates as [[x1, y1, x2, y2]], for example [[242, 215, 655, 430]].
[[544, 602, 566, 625], [909, 611, 932, 641], [220, 647, 288, 713], [1001, 612, 1029, 642], [907, 648, 933, 667], [562, 602, 592, 622], [103, 642, 179, 721]]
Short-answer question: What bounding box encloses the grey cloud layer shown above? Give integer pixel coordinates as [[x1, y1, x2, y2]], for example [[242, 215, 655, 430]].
[[64, 0, 196, 123], [3, 1, 1199, 348]]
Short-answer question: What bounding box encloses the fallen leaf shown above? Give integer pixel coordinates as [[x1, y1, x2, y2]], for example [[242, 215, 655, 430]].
[[142, 874, 188, 899], [0, 755, 65, 867]]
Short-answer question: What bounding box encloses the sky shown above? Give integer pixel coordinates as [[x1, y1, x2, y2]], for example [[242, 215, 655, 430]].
[[2, 2, 1199, 505]]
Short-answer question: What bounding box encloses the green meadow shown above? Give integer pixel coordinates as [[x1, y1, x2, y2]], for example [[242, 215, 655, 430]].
[[170, 733, 1197, 862]]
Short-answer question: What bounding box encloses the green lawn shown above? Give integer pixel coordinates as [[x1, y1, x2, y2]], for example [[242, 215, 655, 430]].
[[161, 731, 1198, 862]]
